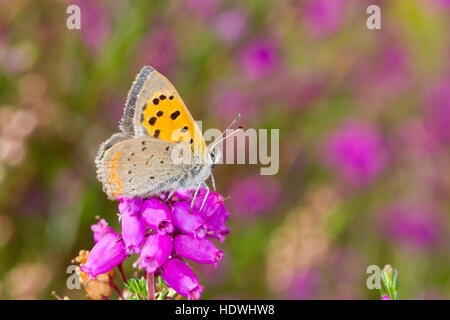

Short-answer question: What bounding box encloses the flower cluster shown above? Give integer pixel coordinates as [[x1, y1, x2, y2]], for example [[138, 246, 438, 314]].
[[80, 188, 229, 300], [322, 121, 389, 187]]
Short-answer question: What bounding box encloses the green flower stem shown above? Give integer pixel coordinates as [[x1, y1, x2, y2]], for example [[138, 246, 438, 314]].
[[147, 272, 155, 300]]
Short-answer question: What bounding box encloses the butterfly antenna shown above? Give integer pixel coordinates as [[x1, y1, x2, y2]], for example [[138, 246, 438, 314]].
[[209, 114, 243, 151]]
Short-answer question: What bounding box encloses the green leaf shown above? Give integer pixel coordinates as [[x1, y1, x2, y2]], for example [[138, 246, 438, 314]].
[[124, 277, 148, 300]]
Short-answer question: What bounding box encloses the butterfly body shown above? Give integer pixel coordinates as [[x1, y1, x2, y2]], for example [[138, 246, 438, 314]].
[[96, 66, 216, 200]]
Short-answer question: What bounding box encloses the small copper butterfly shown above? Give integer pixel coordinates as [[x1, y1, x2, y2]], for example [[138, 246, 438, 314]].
[[96, 66, 235, 203]]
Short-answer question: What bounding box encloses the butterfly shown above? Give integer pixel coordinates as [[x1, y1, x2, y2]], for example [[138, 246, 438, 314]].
[[96, 66, 237, 207]]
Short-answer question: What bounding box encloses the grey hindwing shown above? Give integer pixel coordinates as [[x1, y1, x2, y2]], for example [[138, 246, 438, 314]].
[[119, 66, 154, 136], [95, 132, 132, 164]]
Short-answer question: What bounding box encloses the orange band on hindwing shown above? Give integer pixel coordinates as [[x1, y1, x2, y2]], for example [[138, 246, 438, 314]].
[[108, 151, 123, 197]]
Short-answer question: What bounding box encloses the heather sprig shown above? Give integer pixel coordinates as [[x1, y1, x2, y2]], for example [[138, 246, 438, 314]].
[[78, 188, 229, 300]]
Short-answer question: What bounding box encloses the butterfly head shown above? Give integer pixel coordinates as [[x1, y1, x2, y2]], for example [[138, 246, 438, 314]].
[[208, 148, 222, 168]]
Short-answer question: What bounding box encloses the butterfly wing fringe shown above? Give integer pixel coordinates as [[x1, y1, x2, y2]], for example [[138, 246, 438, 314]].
[[119, 66, 154, 136], [95, 133, 132, 199]]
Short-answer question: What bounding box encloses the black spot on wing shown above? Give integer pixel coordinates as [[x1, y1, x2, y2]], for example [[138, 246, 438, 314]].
[[170, 110, 180, 120]]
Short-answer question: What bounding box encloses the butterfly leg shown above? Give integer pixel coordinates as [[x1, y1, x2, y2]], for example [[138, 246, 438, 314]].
[[210, 173, 216, 191], [164, 175, 186, 202], [164, 188, 177, 202], [190, 185, 201, 214], [199, 183, 210, 212]]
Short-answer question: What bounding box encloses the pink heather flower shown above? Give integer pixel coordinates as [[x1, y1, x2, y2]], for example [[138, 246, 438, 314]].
[[161, 257, 204, 300], [172, 189, 191, 201], [91, 219, 115, 243], [118, 197, 143, 215], [380, 202, 444, 249], [172, 188, 224, 218], [381, 295, 392, 300], [238, 39, 279, 80], [85, 188, 229, 299], [213, 9, 248, 43], [174, 234, 224, 266], [229, 174, 281, 218], [192, 188, 224, 219], [139, 233, 173, 274], [322, 122, 388, 186], [119, 197, 146, 254], [203, 203, 230, 243], [81, 232, 128, 278], [171, 201, 206, 239], [141, 198, 174, 234], [303, 0, 344, 38]]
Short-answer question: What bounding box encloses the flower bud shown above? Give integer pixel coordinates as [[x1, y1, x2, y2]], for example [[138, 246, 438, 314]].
[[139, 232, 173, 274], [91, 219, 115, 243], [119, 197, 146, 254], [174, 234, 224, 266], [171, 201, 206, 239], [204, 203, 230, 243], [81, 233, 128, 278], [141, 198, 174, 234], [161, 257, 204, 300]]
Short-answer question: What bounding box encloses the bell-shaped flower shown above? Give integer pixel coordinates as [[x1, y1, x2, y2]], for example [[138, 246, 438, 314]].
[[193, 188, 225, 219], [81, 232, 128, 278], [118, 197, 143, 215], [119, 197, 146, 254], [141, 198, 174, 234], [160, 257, 204, 300], [91, 218, 115, 243], [203, 203, 230, 243], [172, 189, 191, 201], [173, 234, 224, 266], [171, 201, 206, 239], [175, 188, 224, 218], [139, 232, 173, 274]]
